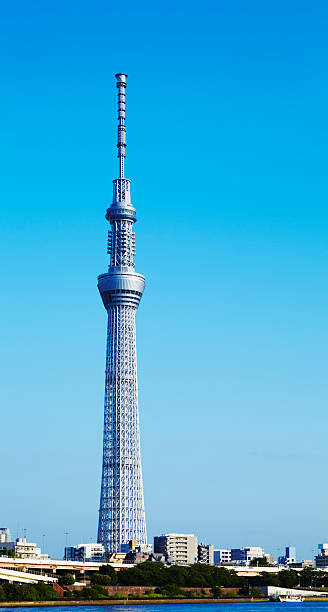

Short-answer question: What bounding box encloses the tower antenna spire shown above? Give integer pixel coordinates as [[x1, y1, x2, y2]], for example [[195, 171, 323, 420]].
[[115, 73, 128, 179]]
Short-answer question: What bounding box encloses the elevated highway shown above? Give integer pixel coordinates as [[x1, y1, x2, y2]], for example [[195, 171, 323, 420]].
[[0, 557, 128, 582], [0, 567, 57, 584]]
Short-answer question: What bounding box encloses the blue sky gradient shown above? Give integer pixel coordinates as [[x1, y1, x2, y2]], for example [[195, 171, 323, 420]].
[[1, 0, 328, 560]]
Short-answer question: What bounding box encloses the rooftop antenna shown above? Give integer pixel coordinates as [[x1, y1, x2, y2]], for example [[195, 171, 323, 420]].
[[115, 73, 128, 179]]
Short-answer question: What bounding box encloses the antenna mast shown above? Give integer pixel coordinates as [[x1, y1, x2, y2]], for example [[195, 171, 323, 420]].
[[115, 73, 128, 179]]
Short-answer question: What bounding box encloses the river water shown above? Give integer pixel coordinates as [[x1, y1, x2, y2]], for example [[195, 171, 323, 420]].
[[2, 604, 328, 612]]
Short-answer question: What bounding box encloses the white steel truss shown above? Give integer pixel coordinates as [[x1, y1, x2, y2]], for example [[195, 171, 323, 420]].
[[98, 306, 146, 552]]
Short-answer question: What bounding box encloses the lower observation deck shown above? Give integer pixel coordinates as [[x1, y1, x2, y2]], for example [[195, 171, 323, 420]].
[[98, 268, 145, 308]]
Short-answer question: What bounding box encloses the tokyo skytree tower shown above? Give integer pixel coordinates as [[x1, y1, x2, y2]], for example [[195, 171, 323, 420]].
[[97, 74, 147, 553]]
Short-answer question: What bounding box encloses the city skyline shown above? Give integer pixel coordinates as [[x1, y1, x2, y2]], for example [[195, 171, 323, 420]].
[[1, 0, 328, 560], [2, 525, 326, 570]]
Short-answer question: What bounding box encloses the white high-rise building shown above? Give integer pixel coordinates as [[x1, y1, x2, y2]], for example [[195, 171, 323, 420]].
[[154, 534, 198, 565], [0, 528, 11, 544], [198, 544, 214, 565]]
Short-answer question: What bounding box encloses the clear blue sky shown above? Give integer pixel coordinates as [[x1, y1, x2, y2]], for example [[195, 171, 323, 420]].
[[1, 0, 327, 561]]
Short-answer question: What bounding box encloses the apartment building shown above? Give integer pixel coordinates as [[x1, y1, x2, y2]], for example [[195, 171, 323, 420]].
[[154, 533, 198, 565]]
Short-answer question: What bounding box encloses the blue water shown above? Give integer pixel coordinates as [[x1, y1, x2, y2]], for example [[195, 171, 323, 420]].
[[2, 604, 328, 612]]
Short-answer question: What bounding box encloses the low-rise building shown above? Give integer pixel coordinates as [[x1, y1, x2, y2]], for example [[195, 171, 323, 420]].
[[0, 538, 41, 559], [289, 560, 314, 569], [120, 540, 138, 553], [261, 586, 325, 598], [120, 540, 152, 554], [214, 549, 231, 565], [264, 554, 275, 566], [124, 551, 149, 564], [154, 533, 198, 565], [107, 552, 128, 564], [231, 547, 264, 565], [197, 544, 214, 565], [65, 543, 105, 562]]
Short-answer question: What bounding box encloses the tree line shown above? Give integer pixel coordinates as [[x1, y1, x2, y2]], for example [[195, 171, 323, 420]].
[[93, 562, 247, 588], [90, 562, 328, 590], [0, 582, 60, 602], [2, 563, 328, 602]]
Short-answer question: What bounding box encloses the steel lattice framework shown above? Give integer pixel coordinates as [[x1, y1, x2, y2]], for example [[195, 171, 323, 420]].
[[97, 74, 147, 553]]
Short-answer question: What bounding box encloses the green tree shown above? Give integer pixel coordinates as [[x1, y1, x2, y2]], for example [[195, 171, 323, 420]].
[[165, 565, 188, 586], [257, 572, 280, 587], [278, 570, 299, 588], [313, 571, 328, 588], [99, 564, 118, 584], [35, 583, 60, 600], [250, 587, 264, 598], [187, 564, 211, 587], [0, 548, 15, 558], [211, 586, 221, 598], [2, 584, 40, 602], [212, 567, 245, 587], [76, 585, 108, 599], [58, 573, 75, 586], [252, 557, 270, 567], [91, 573, 112, 586], [3, 584, 19, 601], [300, 567, 313, 588], [119, 561, 167, 586], [161, 583, 183, 597]]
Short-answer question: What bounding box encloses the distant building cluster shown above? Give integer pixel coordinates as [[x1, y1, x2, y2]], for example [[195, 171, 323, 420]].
[[63, 535, 299, 568], [2, 525, 328, 573]]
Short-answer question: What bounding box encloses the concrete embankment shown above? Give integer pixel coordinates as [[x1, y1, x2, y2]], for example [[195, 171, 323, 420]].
[[0, 598, 270, 607], [307, 598, 328, 601]]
